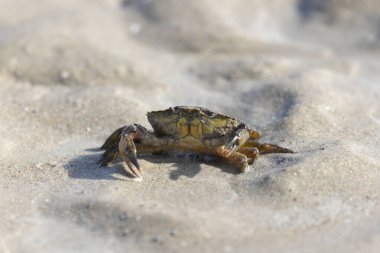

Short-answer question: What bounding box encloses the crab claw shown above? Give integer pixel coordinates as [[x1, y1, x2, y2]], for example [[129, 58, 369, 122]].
[[225, 135, 240, 157], [119, 125, 143, 178], [126, 148, 141, 173], [225, 123, 250, 157]]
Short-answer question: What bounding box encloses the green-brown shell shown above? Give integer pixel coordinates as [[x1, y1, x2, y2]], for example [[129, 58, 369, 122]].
[[147, 106, 240, 139]]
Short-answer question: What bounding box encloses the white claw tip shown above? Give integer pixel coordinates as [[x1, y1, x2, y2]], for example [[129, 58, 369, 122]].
[[132, 177, 143, 182]]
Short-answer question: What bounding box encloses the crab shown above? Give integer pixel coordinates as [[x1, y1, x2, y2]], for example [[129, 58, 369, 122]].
[[100, 106, 293, 178]]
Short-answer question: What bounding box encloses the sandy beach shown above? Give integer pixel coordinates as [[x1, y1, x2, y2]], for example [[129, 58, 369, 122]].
[[1, 0, 380, 252]]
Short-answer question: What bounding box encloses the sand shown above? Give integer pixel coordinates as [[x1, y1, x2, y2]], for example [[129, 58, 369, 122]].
[[1, 0, 380, 252]]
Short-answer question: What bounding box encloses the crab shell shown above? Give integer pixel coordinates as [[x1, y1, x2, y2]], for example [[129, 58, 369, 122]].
[[147, 106, 260, 148]]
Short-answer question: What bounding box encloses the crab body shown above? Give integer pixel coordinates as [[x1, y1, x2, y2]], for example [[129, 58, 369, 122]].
[[100, 106, 293, 178], [147, 107, 251, 155]]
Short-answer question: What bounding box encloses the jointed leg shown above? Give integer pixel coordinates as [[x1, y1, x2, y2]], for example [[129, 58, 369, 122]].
[[238, 147, 259, 165], [243, 140, 294, 154], [100, 147, 119, 166], [135, 144, 166, 153], [99, 126, 124, 166], [216, 147, 249, 173], [100, 127, 124, 150]]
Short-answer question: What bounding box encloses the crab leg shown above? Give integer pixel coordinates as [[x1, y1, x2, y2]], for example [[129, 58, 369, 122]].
[[216, 147, 249, 173], [243, 140, 294, 154], [237, 147, 260, 165], [100, 127, 124, 150], [100, 147, 119, 166]]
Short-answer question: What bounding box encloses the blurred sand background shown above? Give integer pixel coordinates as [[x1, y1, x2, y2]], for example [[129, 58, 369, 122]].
[[1, 0, 380, 252]]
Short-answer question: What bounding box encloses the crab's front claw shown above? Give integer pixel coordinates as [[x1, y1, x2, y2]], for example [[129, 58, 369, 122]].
[[225, 123, 251, 157], [119, 125, 144, 178], [126, 148, 143, 176], [225, 135, 239, 157]]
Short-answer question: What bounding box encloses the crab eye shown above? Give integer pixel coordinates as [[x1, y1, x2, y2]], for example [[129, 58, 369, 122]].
[[236, 123, 247, 130]]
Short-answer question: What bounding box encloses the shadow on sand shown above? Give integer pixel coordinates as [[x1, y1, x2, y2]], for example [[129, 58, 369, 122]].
[[64, 150, 239, 181], [64, 151, 136, 181]]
